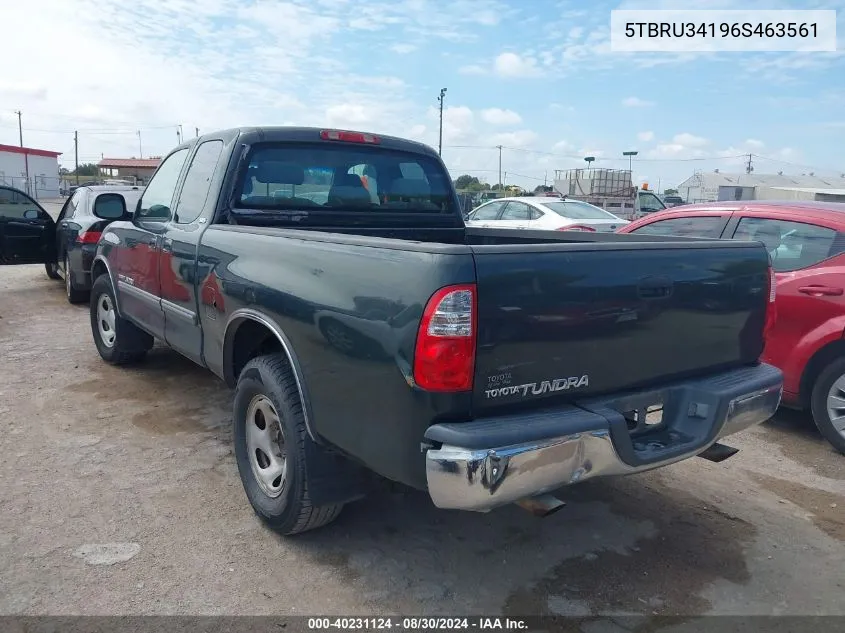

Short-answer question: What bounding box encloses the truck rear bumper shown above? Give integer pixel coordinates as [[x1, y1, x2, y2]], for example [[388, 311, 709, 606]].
[[424, 363, 782, 512]]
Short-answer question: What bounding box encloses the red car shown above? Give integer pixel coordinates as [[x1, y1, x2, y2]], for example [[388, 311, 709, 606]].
[[619, 201, 845, 454]]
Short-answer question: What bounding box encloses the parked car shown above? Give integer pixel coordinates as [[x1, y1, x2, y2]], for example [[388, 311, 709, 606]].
[[662, 195, 686, 207], [0, 184, 142, 303], [465, 196, 628, 232], [0, 128, 783, 535], [618, 201, 845, 454], [67, 180, 103, 196]]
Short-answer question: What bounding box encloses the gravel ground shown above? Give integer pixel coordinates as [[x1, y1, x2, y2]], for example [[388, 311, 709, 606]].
[[0, 205, 842, 620]]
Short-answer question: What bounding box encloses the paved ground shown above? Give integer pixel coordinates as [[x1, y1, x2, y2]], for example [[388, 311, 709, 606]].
[[0, 210, 843, 620]]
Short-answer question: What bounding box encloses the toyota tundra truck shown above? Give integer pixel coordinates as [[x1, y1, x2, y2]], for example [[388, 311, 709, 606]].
[[7, 126, 781, 535]]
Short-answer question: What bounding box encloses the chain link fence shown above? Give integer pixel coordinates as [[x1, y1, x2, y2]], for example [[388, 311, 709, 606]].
[[0, 175, 65, 201]]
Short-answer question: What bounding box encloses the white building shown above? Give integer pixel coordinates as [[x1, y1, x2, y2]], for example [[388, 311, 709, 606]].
[[677, 171, 845, 203], [0, 143, 63, 198]]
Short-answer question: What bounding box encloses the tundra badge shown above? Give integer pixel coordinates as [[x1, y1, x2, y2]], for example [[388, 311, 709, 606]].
[[484, 375, 589, 399]]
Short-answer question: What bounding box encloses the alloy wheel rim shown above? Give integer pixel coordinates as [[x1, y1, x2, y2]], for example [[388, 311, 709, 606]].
[[825, 374, 845, 439]]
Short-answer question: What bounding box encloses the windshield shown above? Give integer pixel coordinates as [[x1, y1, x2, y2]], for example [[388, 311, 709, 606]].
[[541, 200, 618, 220], [235, 143, 455, 216]]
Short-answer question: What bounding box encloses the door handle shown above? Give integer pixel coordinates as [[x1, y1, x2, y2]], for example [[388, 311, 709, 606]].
[[798, 285, 843, 296]]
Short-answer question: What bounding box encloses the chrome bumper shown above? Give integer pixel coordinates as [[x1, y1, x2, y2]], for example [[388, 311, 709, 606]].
[[425, 365, 782, 512]]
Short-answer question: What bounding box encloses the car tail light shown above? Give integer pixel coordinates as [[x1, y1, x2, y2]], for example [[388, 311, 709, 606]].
[[557, 224, 596, 232], [319, 130, 380, 144], [413, 284, 476, 392], [763, 264, 777, 349], [76, 230, 102, 244]]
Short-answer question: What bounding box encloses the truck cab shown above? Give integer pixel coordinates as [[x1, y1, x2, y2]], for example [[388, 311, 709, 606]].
[[635, 189, 667, 218]]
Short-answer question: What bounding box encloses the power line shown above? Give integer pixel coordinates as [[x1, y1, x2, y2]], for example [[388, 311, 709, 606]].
[[444, 144, 750, 163]]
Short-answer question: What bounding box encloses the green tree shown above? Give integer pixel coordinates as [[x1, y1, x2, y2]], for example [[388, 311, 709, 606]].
[[64, 163, 99, 177], [534, 185, 553, 194], [664, 188, 679, 195], [454, 174, 480, 189]]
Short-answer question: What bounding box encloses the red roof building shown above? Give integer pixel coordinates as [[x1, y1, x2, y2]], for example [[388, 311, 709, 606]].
[[97, 158, 162, 169], [97, 157, 161, 184]]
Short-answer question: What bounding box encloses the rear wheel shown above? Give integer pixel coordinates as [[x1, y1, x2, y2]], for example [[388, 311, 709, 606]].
[[45, 262, 61, 280], [809, 356, 845, 455], [65, 255, 89, 304], [233, 354, 344, 535], [89, 274, 153, 365]]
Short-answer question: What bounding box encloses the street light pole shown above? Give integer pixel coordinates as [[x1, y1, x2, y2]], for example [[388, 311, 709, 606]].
[[438, 88, 447, 156], [622, 150, 638, 173]]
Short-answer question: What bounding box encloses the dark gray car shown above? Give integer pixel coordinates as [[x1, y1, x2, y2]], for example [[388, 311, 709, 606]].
[[49, 185, 144, 303]]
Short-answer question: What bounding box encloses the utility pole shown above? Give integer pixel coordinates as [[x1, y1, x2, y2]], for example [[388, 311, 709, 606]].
[[15, 110, 30, 193], [195, 127, 199, 138], [74, 131, 79, 185], [745, 153, 753, 174], [137, 130, 143, 159], [14, 110, 23, 146], [177, 128, 182, 144], [497, 145, 503, 188], [437, 88, 447, 156]]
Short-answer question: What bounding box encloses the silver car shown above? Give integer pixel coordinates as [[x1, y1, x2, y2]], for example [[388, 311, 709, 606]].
[[465, 196, 629, 232]]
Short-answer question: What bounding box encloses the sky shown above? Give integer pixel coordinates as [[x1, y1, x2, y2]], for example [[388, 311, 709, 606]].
[[1, 0, 843, 191]]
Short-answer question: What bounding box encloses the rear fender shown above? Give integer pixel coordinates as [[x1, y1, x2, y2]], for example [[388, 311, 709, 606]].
[[795, 323, 845, 406]]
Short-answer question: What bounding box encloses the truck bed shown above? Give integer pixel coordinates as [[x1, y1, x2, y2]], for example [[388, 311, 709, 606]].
[[206, 222, 768, 411]]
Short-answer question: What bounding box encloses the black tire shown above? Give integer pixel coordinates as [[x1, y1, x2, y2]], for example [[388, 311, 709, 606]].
[[809, 356, 845, 455], [65, 256, 89, 304], [89, 274, 153, 365], [45, 262, 61, 280], [234, 354, 343, 535]]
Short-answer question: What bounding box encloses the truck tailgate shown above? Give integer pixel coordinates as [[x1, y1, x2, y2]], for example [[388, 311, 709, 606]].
[[470, 241, 769, 410]]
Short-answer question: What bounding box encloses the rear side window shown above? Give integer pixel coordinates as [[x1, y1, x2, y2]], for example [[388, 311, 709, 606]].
[[471, 201, 505, 220], [732, 217, 845, 272], [543, 200, 616, 220], [500, 202, 530, 220], [629, 215, 727, 238], [176, 140, 225, 224], [235, 143, 455, 218]]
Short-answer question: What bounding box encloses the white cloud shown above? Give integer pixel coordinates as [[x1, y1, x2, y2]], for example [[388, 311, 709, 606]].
[[458, 64, 486, 75], [325, 104, 372, 127], [493, 52, 541, 78], [490, 130, 539, 147], [672, 133, 708, 147], [744, 138, 765, 149], [622, 96, 655, 107], [480, 108, 522, 126], [390, 43, 417, 54], [637, 131, 654, 142]]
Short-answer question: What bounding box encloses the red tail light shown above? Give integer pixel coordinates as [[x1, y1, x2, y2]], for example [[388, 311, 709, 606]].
[[76, 230, 102, 244], [413, 284, 477, 392], [763, 265, 777, 349], [320, 130, 380, 144], [557, 224, 596, 232]]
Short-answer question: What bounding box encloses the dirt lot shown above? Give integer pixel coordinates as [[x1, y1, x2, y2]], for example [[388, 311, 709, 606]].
[[0, 211, 843, 619]]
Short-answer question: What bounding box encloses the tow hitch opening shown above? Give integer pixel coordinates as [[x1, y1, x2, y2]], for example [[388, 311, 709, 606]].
[[698, 442, 740, 463]]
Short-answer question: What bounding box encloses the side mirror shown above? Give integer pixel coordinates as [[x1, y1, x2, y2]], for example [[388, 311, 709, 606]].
[[93, 193, 128, 220], [23, 209, 40, 220]]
